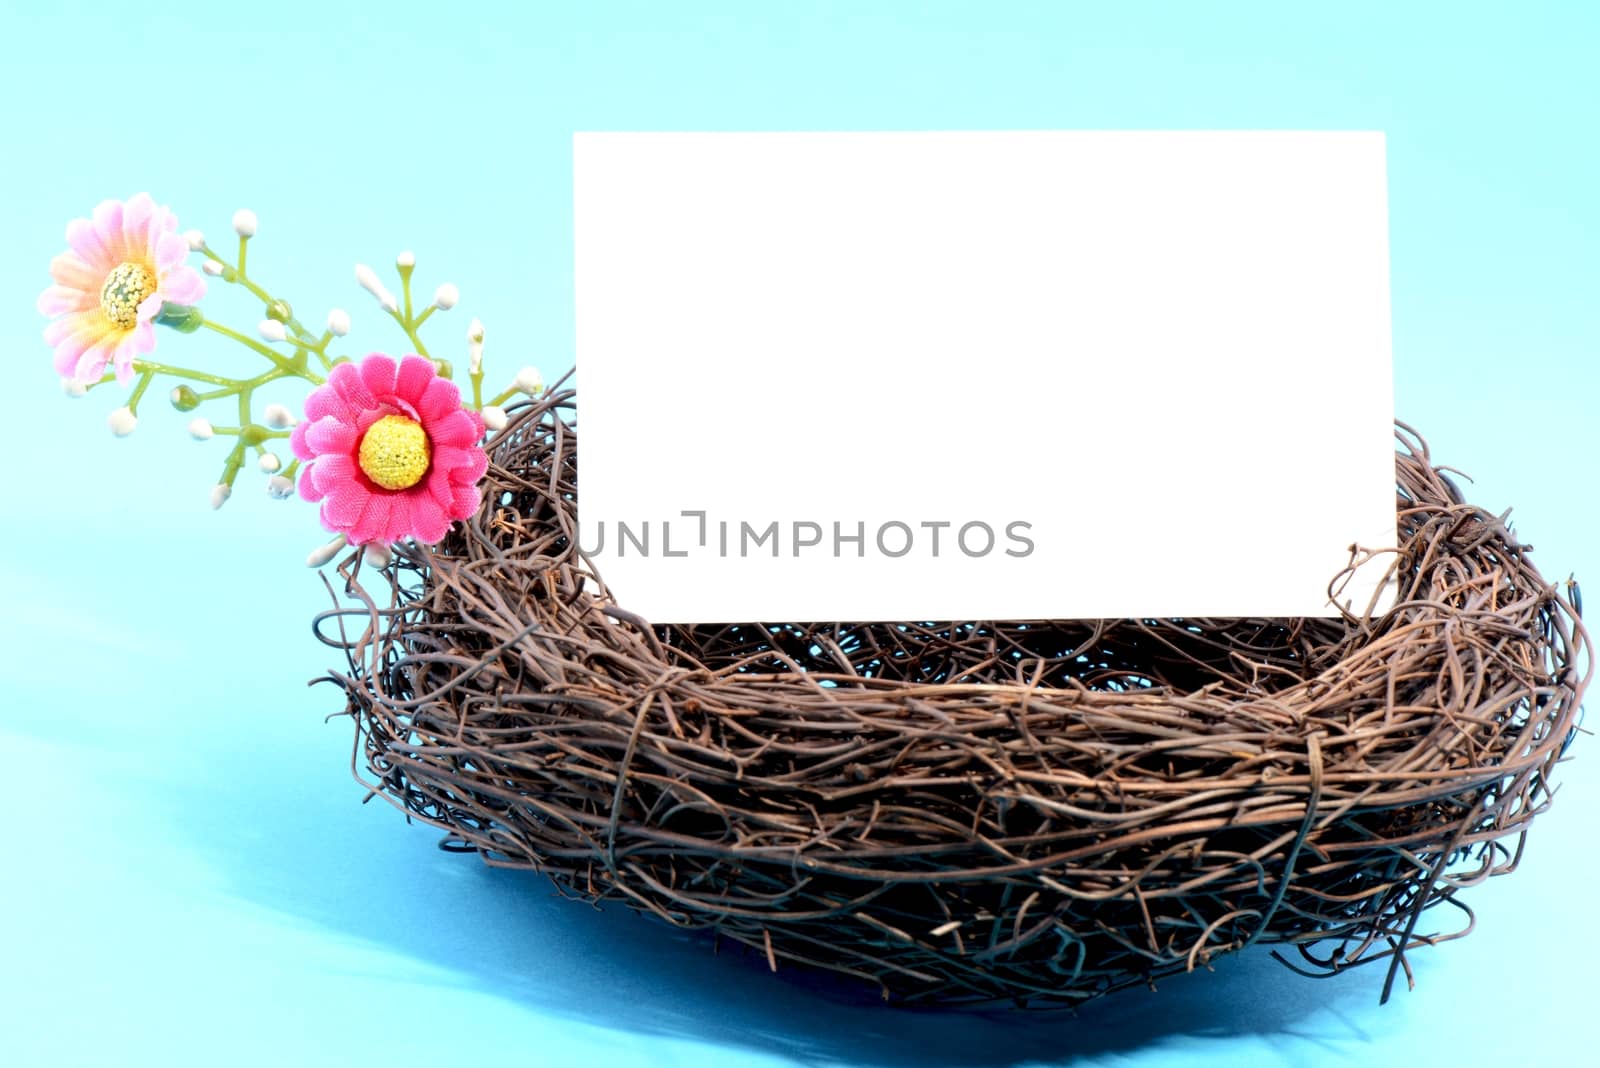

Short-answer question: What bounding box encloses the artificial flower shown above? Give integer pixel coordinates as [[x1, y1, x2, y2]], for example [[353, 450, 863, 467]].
[[37, 193, 206, 384], [291, 353, 487, 546]]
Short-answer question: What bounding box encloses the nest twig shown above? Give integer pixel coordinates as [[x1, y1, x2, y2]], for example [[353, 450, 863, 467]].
[[314, 383, 1590, 1006]]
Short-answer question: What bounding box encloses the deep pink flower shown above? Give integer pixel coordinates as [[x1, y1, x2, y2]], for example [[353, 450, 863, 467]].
[[291, 353, 488, 546], [38, 193, 206, 384]]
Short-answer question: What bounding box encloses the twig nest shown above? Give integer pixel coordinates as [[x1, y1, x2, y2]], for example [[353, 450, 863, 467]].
[[318, 387, 1590, 1007]]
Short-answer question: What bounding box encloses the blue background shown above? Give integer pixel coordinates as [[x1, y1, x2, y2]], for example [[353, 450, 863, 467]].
[[2, 2, 1594, 1065]]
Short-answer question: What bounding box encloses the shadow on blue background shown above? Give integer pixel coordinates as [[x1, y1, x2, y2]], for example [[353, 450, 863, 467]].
[[166, 705, 1381, 1067]]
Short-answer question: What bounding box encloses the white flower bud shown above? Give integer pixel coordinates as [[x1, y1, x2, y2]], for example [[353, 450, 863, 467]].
[[209, 483, 232, 510], [61, 378, 88, 398], [467, 318, 485, 374], [432, 283, 459, 310], [232, 209, 258, 237], [267, 474, 295, 499], [262, 403, 297, 428], [305, 534, 347, 568], [481, 405, 508, 431], [396, 250, 416, 269], [513, 366, 544, 395], [258, 451, 281, 473], [188, 417, 214, 440], [107, 406, 137, 436], [258, 319, 287, 342], [202, 259, 225, 276], [363, 542, 393, 568], [355, 264, 399, 313], [326, 308, 351, 336], [183, 229, 205, 250]]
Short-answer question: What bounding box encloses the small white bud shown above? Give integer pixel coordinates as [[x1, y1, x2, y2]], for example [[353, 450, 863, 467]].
[[61, 378, 88, 398], [183, 229, 206, 250], [209, 483, 232, 510], [481, 405, 508, 431], [396, 250, 416, 269], [187, 417, 214, 440], [258, 319, 288, 342], [355, 263, 399, 313], [305, 534, 347, 568], [326, 308, 351, 336], [107, 406, 137, 436], [432, 282, 459, 310], [262, 403, 296, 428], [258, 451, 281, 473], [232, 209, 258, 237], [202, 259, 225, 276], [267, 474, 295, 499], [467, 318, 485, 374], [363, 542, 393, 568], [513, 366, 544, 395]]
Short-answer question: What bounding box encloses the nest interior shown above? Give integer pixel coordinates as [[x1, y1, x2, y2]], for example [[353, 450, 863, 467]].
[[318, 384, 1590, 1007]]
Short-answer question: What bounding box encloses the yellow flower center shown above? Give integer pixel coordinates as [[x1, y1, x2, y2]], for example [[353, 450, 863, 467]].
[[99, 261, 157, 330], [358, 414, 432, 490]]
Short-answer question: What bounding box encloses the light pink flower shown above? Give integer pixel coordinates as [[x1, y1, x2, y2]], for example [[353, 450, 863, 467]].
[[291, 353, 488, 546], [37, 193, 206, 384]]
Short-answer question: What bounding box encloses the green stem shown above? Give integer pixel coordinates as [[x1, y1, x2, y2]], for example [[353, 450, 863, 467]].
[[201, 242, 325, 360], [488, 385, 519, 407], [399, 264, 416, 323], [200, 318, 324, 384], [130, 361, 247, 389], [237, 275, 272, 306], [219, 438, 247, 488], [126, 370, 156, 414], [309, 331, 334, 371], [194, 366, 290, 403], [391, 308, 432, 360]]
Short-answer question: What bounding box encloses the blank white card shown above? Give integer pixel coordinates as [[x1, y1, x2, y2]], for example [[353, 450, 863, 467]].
[[574, 131, 1397, 623]]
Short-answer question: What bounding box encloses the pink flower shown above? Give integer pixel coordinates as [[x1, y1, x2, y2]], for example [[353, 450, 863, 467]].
[[38, 193, 206, 384], [291, 353, 488, 546]]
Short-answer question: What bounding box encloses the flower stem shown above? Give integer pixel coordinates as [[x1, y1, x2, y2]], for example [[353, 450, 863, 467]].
[[219, 437, 246, 489], [126, 369, 155, 414], [199, 243, 327, 363], [129, 360, 247, 389], [390, 308, 433, 361], [399, 263, 416, 323], [200, 318, 324, 384]]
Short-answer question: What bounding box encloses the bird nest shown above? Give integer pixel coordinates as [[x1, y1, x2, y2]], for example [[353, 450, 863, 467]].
[[317, 383, 1590, 1007]]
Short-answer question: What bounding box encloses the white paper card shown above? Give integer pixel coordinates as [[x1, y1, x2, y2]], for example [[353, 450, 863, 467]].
[[574, 131, 1396, 623]]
